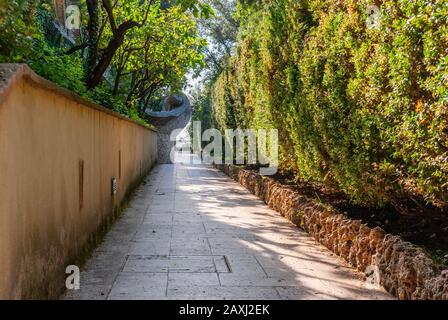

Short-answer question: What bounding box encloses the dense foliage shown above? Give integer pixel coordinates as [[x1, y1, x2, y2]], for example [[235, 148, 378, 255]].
[[208, 0, 448, 209], [0, 1, 40, 62], [0, 0, 208, 121]]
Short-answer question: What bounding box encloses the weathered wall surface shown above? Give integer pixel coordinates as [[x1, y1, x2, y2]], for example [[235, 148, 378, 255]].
[[0, 64, 157, 299]]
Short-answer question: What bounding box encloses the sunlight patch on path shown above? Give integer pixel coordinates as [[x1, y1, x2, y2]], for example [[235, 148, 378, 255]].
[[62, 157, 392, 300]]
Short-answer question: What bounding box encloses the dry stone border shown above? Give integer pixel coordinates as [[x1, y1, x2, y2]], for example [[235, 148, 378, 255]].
[[216, 164, 448, 300]]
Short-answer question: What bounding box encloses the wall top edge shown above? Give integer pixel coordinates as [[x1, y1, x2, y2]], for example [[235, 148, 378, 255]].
[[0, 63, 157, 132]]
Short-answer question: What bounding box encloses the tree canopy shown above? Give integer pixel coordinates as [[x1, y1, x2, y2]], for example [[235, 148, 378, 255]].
[[0, 0, 211, 122]]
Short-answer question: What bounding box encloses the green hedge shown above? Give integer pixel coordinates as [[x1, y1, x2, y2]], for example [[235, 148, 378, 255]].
[[210, 0, 448, 208]]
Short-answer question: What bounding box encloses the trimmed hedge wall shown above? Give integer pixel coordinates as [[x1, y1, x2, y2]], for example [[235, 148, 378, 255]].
[[211, 0, 448, 208]]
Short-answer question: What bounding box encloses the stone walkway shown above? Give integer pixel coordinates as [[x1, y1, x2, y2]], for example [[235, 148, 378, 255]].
[[62, 157, 391, 300]]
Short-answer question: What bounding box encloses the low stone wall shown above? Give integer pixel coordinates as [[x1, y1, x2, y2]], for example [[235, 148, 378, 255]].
[[217, 164, 448, 300], [0, 64, 158, 299]]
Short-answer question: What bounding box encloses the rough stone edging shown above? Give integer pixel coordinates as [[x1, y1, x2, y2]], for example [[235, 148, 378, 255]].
[[216, 164, 448, 300]]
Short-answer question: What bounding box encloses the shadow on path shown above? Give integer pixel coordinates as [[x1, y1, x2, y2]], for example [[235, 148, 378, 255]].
[[62, 155, 392, 300]]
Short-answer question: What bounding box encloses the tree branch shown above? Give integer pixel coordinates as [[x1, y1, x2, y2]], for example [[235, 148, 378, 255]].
[[65, 43, 88, 55], [102, 0, 118, 36]]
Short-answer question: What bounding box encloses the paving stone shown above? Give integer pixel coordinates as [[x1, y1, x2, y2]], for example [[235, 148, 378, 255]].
[[80, 268, 120, 286], [275, 287, 324, 300], [172, 213, 203, 222], [83, 251, 127, 271], [143, 214, 173, 224], [172, 222, 205, 234], [134, 226, 172, 241], [97, 238, 132, 253], [168, 273, 220, 287], [61, 285, 112, 300], [167, 285, 281, 299], [213, 256, 230, 273], [169, 240, 211, 255], [123, 255, 217, 273], [219, 274, 297, 287], [223, 255, 267, 276], [129, 240, 171, 256], [63, 157, 392, 300], [108, 273, 167, 299]]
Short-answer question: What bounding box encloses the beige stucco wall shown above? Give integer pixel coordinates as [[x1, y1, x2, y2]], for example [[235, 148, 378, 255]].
[[0, 64, 157, 299]]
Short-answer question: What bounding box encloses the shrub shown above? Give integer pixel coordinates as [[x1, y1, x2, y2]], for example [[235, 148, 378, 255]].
[[210, 0, 448, 208]]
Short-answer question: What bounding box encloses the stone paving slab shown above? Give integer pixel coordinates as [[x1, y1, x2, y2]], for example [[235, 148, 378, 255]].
[[62, 157, 393, 300], [123, 255, 220, 273]]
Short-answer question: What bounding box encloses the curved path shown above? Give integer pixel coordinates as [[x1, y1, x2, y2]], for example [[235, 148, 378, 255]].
[[145, 94, 191, 164], [62, 156, 392, 300]]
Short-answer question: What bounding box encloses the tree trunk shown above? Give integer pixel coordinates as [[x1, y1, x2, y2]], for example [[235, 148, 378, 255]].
[[85, 0, 99, 84], [112, 68, 122, 96], [86, 21, 139, 89]]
